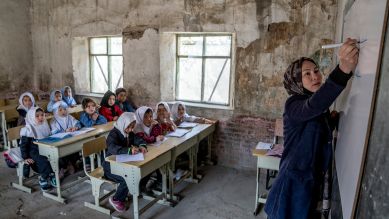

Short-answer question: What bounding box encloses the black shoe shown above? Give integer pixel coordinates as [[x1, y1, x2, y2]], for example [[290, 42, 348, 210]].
[[23, 164, 30, 178]]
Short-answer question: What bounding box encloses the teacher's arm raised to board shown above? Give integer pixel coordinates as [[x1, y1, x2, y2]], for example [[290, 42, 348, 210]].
[[286, 38, 359, 123]]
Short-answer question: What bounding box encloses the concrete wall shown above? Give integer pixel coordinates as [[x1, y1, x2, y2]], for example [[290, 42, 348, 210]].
[[30, 0, 339, 169], [0, 0, 33, 98]]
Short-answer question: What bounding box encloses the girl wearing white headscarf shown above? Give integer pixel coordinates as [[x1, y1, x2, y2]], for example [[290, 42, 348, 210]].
[[50, 101, 81, 134], [50, 101, 82, 177], [103, 112, 147, 211], [19, 107, 56, 191], [61, 86, 77, 107], [47, 89, 62, 112], [16, 92, 36, 126], [152, 101, 176, 136], [134, 106, 164, 143], [171, 101, 214, 125]]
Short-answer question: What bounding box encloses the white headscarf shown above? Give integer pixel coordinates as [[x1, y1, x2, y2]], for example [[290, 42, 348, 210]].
[[134, 106, 153, 136], [51, 101, 78, 133], [47, 89, 62, 112], [153, 101, 171, 120], [171, 101, 197, 122], [114, 112, 136, 137], [61, 86, 77, 106], [20, 107, 51, 139], [17, 92, 35, 112]]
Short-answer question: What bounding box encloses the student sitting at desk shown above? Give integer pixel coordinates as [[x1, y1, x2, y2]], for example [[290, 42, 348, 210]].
[[47, 89, 62, 112], [16, 92, 36, 126], [20, 107, 57, 191], [152, 101, 176, 136], [134, 106, 164, 143], [99, 90, 123, 122], [264, 38, 359, 219], [50, 101, 82, 177], [115, 88, 137, 112], [61, 86, 77, 107], [102, 112, 147, 212], [171, 101, 215, 126], [79, 98, 107, 127]]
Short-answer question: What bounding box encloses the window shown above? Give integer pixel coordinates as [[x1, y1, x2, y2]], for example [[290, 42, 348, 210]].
[[89, 36, 123, 93], [176, 34, 233, 106]]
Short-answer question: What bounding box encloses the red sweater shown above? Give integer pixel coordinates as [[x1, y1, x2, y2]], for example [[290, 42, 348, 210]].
[[136, 123, 174, 143], [99, 105, 123, 122]]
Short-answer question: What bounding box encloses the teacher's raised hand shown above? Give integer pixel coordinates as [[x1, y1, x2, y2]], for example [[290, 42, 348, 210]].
[[338, 38, 360, 74]]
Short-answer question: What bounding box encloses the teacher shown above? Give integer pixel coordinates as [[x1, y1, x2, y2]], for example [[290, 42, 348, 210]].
[[264, 38, 359, 219]]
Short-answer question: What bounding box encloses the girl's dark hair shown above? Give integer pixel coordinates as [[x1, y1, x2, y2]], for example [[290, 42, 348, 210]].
[[36, 108, 44, 113], [145, 108, 153, 115], [82, 98, 96, 109], [55, 90, 61, 95], [115, 88, 127, 96]]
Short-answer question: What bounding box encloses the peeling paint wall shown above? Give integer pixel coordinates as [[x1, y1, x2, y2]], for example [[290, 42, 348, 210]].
[[0, 0, 33, 98], [30, 0, 338, 169]]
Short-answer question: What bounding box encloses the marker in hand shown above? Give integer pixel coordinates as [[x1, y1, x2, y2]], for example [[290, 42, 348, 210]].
[[322, 39, 367, 49]]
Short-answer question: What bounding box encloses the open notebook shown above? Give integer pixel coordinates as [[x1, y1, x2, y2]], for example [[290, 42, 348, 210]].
[[166, 128, 191, 137], [37, 127, 96, 143]]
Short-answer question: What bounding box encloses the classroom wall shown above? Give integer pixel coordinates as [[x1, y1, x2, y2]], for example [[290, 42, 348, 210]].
[[0, 0, 33, 98], [30, 0, 338, 170]]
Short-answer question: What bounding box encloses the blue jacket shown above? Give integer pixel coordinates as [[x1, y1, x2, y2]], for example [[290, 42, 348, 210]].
[[264, 66, 352, 219], [116, 100, 136, 112], [79, 112, 107, 127]]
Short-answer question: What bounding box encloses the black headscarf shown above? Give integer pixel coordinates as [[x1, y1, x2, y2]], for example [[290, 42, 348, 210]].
[[283, 57, 317, 96], [101, 90, 117, 116]]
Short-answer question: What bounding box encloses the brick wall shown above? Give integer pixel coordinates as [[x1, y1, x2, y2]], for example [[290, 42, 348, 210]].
[[212, 116, 275, 170]]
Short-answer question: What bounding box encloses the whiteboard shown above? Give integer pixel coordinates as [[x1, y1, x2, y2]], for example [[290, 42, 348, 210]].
[[335, 0, 388, 219]]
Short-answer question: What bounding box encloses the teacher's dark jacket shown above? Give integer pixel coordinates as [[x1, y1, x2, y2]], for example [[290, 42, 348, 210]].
[[264, 66, 352, 219]]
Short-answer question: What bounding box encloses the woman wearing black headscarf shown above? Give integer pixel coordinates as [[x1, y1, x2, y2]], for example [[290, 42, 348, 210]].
[[264, 38, 359, 219]]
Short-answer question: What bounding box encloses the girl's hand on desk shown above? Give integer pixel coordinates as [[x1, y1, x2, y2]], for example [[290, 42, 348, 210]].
[[156, 135, 164, 142], [24, 158, 34, 165], [131, 146, 139, 155], [139, 147, 147, 154]]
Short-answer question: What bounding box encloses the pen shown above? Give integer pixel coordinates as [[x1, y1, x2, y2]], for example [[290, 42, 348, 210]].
[[321, 39, 367, 49]]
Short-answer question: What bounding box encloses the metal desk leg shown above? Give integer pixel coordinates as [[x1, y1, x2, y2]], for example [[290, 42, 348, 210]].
[[1, 112, 8, 150], [43, 150, 66, 203], [205, 135, 214, 165], [254, 157, 261, 216]]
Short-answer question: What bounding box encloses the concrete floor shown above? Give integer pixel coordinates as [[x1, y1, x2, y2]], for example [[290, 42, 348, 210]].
[[0, 160, 268, 219]]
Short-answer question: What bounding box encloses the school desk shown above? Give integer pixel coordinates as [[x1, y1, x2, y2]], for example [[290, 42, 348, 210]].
[[105, 123, 215, 219], [252, 149, 280, 216], [167, 123, 216, 200], [106, 144, 174, 219], [35, 121, 114, 203], [0, 101, 48, 149]]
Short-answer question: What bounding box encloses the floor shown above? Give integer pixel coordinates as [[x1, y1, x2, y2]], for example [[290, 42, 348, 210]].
[[0, 159, 269, 219]]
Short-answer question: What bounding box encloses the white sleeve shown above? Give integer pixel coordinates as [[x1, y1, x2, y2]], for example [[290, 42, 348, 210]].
[[184, 114, 198, 122]]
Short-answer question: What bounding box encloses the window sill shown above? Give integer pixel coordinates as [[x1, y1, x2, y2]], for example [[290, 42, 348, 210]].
[[75, 92, 104, 98], [168, 101, 234, 110]]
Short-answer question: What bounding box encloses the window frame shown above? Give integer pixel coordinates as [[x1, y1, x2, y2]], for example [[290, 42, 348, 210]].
[[89, 36, 123, 94], [175, 33, 233, 106]]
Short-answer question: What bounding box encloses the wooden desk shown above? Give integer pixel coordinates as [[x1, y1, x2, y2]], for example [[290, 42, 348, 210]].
[[35, 121, 114, 203], [0, 100, 48, 149], [106, 143, 175, 219], [252, 149, 280, 216]]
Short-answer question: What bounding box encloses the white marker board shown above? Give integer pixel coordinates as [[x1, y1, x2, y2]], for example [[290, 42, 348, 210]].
[[334, 0, 388, 218]]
